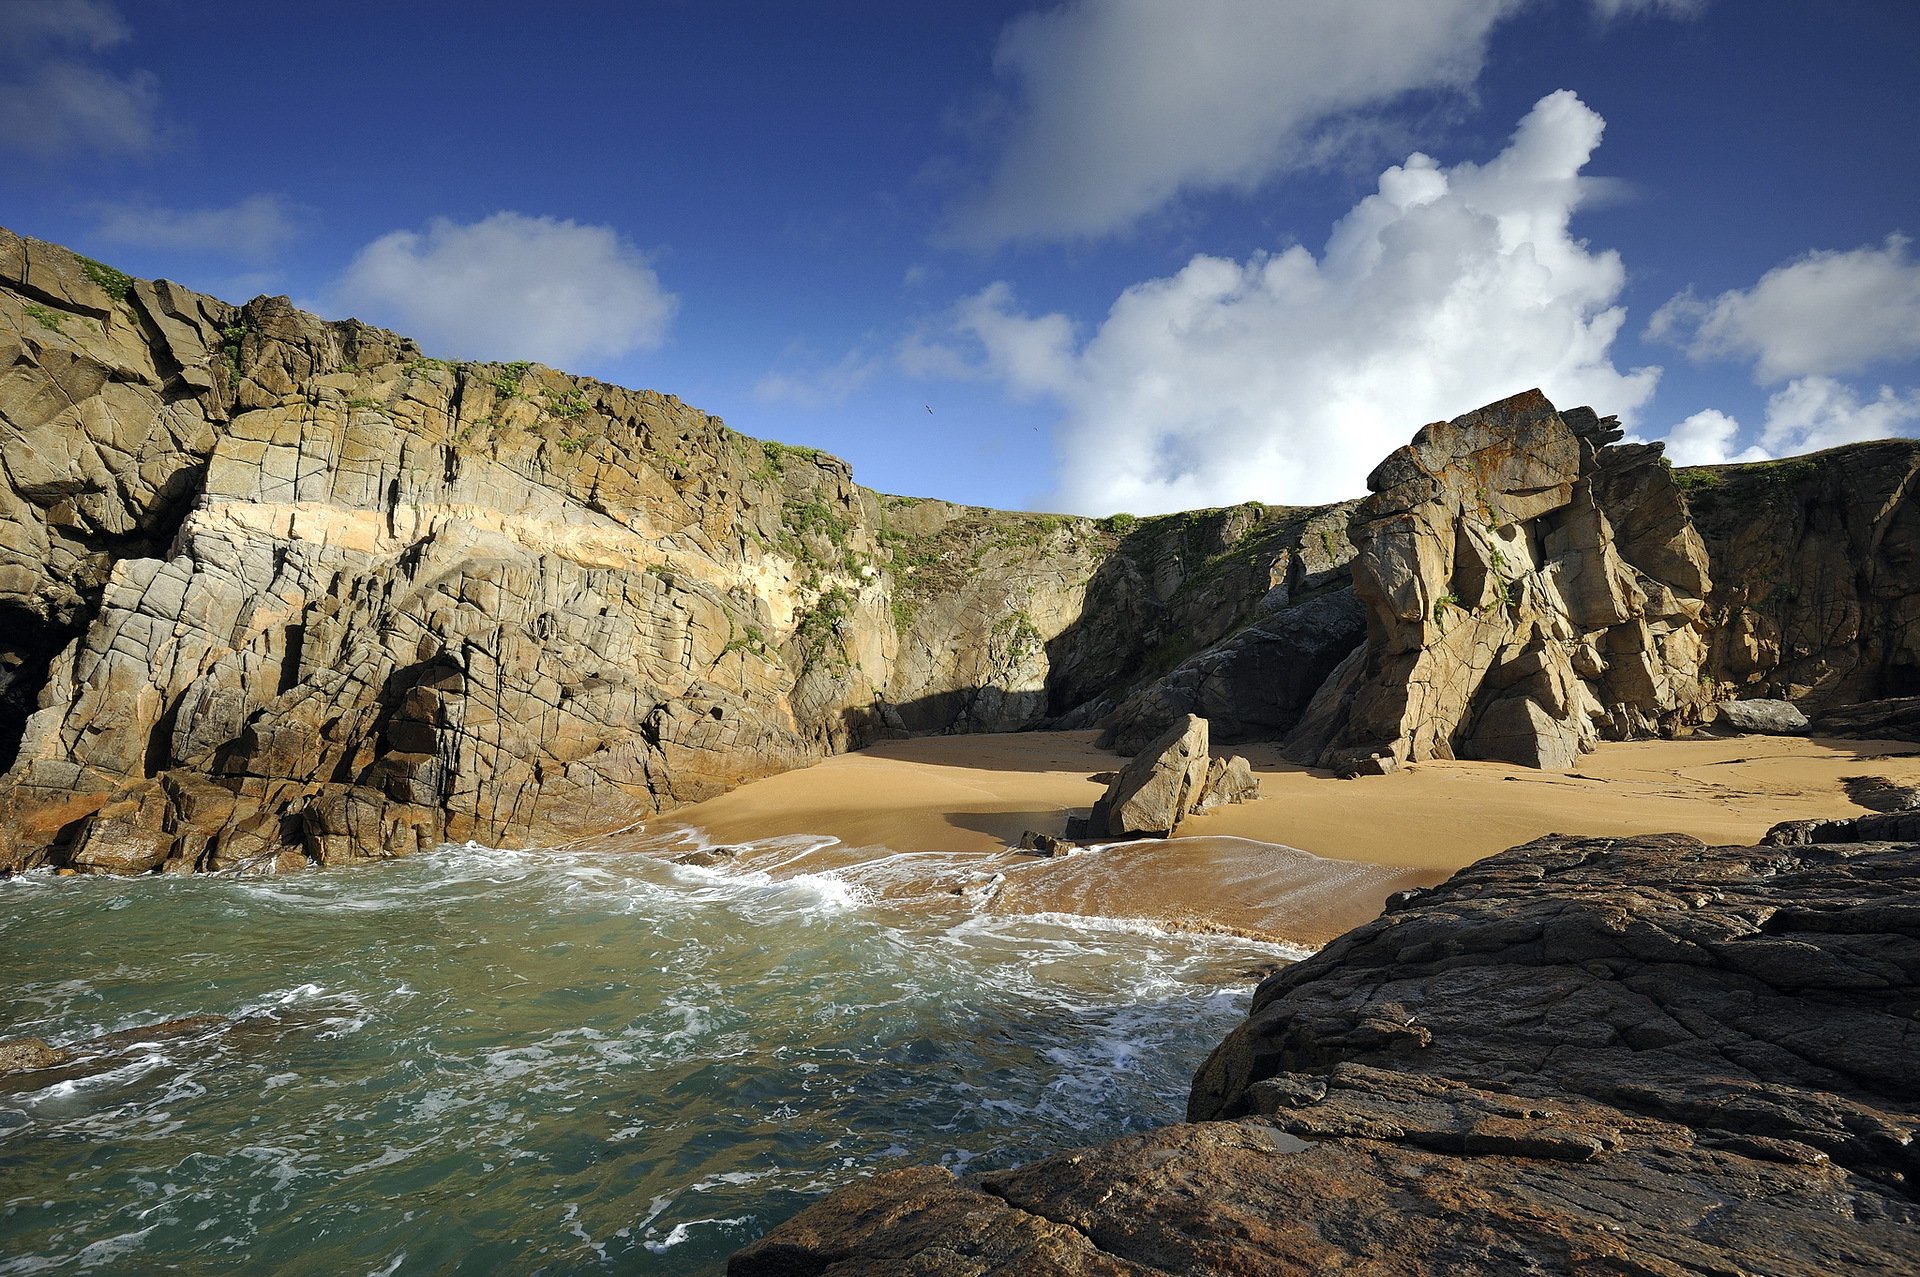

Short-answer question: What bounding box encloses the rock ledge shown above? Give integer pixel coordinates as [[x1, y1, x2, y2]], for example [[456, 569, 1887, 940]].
[[732, 832, 1920, 1275]]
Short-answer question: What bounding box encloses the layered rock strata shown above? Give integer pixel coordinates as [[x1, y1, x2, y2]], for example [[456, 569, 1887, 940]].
[[731, 832, 1920, 1275], [0, 230, 1320, 874]]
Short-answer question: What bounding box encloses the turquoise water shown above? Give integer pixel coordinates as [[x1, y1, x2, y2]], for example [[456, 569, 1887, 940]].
[[0, 835, 1296, 1274]]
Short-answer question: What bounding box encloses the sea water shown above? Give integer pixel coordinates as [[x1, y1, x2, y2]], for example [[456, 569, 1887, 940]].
[[0, 835, 1302, 1274]]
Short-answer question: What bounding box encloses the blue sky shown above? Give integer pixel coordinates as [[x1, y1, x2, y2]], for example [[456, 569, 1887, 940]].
[[4, 1, 1917, 513]]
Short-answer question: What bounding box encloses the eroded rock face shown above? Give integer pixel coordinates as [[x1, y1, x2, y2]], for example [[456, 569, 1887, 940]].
[[1099, 582, 1364, 757], [731, 834, 1920, 1275], [1300, 391, 1712, 771], [1813, 696, 1920, 743], [0, 230, 1344, 875], [1686, 440, 1920, 707], [0, 233, 1143, 874]]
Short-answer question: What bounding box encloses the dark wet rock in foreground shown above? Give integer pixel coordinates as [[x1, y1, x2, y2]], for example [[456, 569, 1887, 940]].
[[730, 833, 1920, 1275]]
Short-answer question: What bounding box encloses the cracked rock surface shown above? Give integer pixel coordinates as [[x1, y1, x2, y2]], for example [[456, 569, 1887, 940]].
[[0, 228, 1337, 875], [1300, 390, 1715, 773], [731, 833, 1920, 1275]]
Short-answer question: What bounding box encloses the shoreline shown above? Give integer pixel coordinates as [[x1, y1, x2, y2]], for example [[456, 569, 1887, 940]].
[[620, 729, 1920, 948]]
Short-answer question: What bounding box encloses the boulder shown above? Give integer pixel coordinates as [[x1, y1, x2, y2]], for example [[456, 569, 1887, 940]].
[[1710, 697, 1810, 735], [0, 1037, 68, 1076], [1189, 754, 1258, 814], [1017, 830, 1074, 856], [1088, 714, 1210, 838]]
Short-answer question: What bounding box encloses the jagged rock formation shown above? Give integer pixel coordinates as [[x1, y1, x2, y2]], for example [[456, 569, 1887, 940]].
[[1057, 501, 1358, 738], [1087, 713, 1211, 839], [1685, 440, 1920, 706], [0, 230, 1316, 875], [1098, 581, 1364, 756], [5, 226, 1918, 876], [1294, 391, 1712, 772], [731, 832, 1920, 1275]]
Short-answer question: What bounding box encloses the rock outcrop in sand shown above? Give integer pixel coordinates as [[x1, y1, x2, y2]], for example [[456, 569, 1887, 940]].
[[730, 831, 1920, 1275], [1082, 713, 1258, 838], [1292, 390, 1714, 772]]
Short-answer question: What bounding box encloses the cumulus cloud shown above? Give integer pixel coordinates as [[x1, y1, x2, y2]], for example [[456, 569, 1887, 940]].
[[914, 91, 1659, 513], [91, 194, 304, 264], [0, 1, 163, 157], [1659, 409, 1769, 467], [1759, 376, 1920, 456], [1649, 235, 1920, 382], [323, 213, 678, 369], [948, 0, 1524, 246]]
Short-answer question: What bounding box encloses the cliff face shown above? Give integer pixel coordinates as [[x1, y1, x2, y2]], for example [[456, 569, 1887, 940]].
[[6, 225, 1919, 876], [1684, 440, 1920, 707], [732, 830, 1920, 1275], [0, 230, 1323, 874]]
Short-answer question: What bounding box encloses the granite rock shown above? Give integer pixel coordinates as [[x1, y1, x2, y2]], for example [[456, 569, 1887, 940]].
[[1710, 697, 1811, 735], [0, 230, 1269, 874], [733, 833, 1920, 1275], [1298, 392, 1713, 772], [1088, 714, 1210, 839], [1686, 442, 1920, 707]]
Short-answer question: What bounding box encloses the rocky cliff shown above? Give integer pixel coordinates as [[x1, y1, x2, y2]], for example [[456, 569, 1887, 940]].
[[0, 229, 1335, 874], [6, 226, 1918, 876], [1304, 393, 1713, 771], [1684, 440, 1920, 707], [731, 829, 1920, 1274]]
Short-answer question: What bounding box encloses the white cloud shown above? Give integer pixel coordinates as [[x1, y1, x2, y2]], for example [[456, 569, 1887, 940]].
[[323, 213, 678, 369], [948, 0, 1524, 246], [1759, 376, 1920, 456], [1, 0, 128, 51], [0, 1, 163, 157], [1649, 235, 1920, 382], [946, 0, 1704, 248], [755, 348, 883, 408], [1659, 408, 1769, 467], [91, 194, 304, 264], [915, 91, 1660, 514], [1588, 0, 1710, 18]]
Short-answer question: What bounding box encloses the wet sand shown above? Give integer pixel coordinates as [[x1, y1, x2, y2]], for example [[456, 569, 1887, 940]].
[[648, 730, 1920, 947]]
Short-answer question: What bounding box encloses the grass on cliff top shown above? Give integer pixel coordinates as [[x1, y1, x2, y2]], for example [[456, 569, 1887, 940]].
[[73, 252, 133, 302]]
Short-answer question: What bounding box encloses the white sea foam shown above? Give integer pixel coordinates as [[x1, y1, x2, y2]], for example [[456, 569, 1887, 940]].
[[947, 909, 1314, 961], [642, 1217, 754, 1255]]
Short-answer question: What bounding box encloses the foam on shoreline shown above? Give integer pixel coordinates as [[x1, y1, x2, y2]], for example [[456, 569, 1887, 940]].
[[625, 728, 1920, 945]]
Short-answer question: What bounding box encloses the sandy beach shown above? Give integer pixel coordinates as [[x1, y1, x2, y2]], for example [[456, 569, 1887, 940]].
[[639, 729, 1920, 946]]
